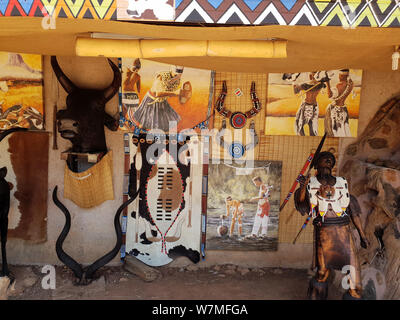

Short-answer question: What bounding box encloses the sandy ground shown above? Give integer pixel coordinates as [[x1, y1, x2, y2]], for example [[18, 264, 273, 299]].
[[3, 264, 343, 300]]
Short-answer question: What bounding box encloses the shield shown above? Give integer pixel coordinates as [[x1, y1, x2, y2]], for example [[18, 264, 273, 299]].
[[126, 135, 202, 266], [145, 150, 185, 253]]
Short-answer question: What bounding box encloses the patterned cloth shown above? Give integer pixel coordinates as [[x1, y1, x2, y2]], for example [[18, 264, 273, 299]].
[[256, 183, 270, 218], [325, 104, 351, 137], [295, 102, 319, 136], [132, 71, 182, 131], [133, 93, 181, 131]]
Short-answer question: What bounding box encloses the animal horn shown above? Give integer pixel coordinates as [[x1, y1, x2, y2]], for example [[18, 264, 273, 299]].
[[102, 59, 122, 102], [53, 186, 84, 281], [84, 190, 138, 280], [50, 56, 77, 94]]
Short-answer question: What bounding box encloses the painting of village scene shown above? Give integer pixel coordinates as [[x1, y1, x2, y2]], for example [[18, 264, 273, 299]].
[[0, 52, 44, 130], [119, 58, 212, 134], [265, 69, 362, 137], [206, 160, 282, 251]]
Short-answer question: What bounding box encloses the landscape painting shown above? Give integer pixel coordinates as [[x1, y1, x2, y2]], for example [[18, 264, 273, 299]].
[[0, 52, 44, 130]]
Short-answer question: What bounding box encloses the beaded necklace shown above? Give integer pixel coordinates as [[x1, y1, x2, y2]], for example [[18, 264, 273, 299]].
[[215, 81, 262, 129]]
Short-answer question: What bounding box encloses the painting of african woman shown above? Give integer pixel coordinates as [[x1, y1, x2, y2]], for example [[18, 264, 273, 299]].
[[119, 58, 213, 134], [0, 52, 44, 130], [206, 160, 282, 251], [265, 69, 362, 137]]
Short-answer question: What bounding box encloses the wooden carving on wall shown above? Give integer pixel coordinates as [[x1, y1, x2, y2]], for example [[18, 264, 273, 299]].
[[50, 56, 137, 284]]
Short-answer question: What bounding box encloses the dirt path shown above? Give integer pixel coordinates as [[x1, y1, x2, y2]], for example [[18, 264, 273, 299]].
[[5, 264, 343, 300]]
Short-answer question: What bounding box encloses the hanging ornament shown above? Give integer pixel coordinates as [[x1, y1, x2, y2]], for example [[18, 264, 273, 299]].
[[215, 81, 262, 129], [216, 119, 259, 158], [229, 142, 245, 158], [245, 120, 259, 151], [215, 81, 231, 118], [230, 112, 247, 129]]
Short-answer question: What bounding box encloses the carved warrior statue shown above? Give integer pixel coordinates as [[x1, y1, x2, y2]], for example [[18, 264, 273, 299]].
[[294, 151, 369, 300]]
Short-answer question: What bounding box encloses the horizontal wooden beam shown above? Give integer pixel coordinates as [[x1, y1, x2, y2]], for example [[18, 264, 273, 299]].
[[75, 38, 287, 59]]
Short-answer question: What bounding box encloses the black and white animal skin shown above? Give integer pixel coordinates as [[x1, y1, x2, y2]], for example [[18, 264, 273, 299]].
[[126, 134, 201, 266]]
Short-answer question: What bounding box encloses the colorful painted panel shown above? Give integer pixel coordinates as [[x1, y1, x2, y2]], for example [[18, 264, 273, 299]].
[[0, 131, 49, 242], [265, 69, 362, 137], [124, 133, 203, 266], [206, 160, 282, 251], [117, 0, 175, 20], [0, 52, 44, 130], [119, 58, 213, 134], [0, 0, 117, 19], [0, 0, 399, 27], [175, 0, 400, 28]]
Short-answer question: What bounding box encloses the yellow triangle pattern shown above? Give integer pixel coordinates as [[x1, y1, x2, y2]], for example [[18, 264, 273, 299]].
[[64, 0, 85, 18], [50, 0, 115, 19], [314, 1, 331, 13], [382, 7, 400, 27], [91, 0, 114, 19], [376, 0, 392, 13], [352, 6, 378, 27], [345, 0, 363, 13], [320, 4, 350, 27], [8, 0, 395, 25], [41, 0, 58, 16]]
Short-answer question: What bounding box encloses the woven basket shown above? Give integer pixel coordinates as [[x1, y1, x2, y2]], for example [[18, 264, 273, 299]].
[[64, 151, 114, 208]]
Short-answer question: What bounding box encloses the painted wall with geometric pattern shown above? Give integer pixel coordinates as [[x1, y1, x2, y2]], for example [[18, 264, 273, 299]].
[[176, 0, 400, 27], [0, 0, 399, 28]]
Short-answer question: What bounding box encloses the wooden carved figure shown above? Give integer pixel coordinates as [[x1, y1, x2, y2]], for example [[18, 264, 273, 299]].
[[294, 151, 369, 300]]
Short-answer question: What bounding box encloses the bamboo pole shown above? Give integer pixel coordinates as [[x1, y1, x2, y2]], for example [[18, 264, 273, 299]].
[[75, 38, 287, 59]]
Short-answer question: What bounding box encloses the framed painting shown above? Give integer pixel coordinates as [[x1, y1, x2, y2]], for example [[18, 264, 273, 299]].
[[265, 69, 362, 137], [119, 58, 213, 134], [0, 52, 44, 131], [206, 160, 282, 251]]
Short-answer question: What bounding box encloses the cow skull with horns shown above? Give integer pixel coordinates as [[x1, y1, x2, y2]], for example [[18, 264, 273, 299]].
[[51, 56, 121, 154]]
